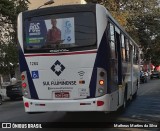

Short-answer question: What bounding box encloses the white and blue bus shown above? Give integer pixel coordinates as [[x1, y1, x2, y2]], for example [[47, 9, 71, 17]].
[[17, 4, 140, 113]]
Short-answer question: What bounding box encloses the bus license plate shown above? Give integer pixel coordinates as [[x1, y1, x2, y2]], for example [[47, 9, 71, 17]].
[[55, 92, 70, 98]]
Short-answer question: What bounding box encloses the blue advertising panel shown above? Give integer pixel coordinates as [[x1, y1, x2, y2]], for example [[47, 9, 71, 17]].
[[25, 20, 47, 46]]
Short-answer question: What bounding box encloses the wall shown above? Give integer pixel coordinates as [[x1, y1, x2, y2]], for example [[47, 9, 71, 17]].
[[29, 0, 86, 10]]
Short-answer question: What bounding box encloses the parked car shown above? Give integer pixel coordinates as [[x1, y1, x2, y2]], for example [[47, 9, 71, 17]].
[[150, 71, 160, 79], [6, 81, 23, 100], [0, 94, 2, 105], [140, 71, 147, 83]]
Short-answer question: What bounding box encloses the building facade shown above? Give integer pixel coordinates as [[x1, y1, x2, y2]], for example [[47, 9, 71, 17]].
[[29, 0, 86, 10]]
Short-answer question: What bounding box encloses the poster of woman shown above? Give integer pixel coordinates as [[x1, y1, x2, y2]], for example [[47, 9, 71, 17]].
[[46, 19, 61, 44]]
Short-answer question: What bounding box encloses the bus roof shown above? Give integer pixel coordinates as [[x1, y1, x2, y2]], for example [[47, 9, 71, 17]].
[[22, 4, 96, 19]]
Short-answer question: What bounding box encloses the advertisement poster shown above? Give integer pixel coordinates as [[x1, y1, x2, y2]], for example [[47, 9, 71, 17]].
[[25, 20, 47, 46], [25, 17, 75, 47]]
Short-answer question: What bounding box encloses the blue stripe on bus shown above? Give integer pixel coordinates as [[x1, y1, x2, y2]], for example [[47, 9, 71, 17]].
[[18, 48, 39, 99], [89, 31, 108, 98]]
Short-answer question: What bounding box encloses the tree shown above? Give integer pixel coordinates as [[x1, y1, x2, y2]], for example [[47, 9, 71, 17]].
[[0, 0, 29, 74], [85, 0, 160, 66], [86, 0, 129, 27]]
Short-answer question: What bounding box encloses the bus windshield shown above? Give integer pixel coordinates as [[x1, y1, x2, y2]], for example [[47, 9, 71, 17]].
[[24, 12, 96, 53]]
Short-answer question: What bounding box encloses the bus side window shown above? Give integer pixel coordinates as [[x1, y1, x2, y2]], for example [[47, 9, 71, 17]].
[[129, 41, 132, 62], [135, 48, 137, 64], [133, 46, 138, 64], [125, 38, 129, 62], [136, 49, 139, 64], [109, 23, 116, 59], [133, 46, 135, 64], [121, 34, 125, 61]]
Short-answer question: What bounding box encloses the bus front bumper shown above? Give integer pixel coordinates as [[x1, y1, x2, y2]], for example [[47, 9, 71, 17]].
[[23, 94, 112, 112]]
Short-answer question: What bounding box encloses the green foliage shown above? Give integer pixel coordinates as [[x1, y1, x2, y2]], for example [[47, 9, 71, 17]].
[[85, 0, 160, 66], [0, 42, 18, 74], [0, 0, 29, 74], [86, 0, 129, 26]]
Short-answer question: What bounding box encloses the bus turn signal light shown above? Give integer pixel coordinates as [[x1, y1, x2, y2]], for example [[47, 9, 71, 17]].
[[99, 80, 104, 85]]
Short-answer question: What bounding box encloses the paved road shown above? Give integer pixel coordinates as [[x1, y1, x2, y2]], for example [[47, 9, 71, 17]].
[[121, 78, 160, 123], [0, 79, 160, 130]]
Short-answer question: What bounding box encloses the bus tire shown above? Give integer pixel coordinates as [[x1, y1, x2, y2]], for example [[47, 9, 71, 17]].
[[123, 90, 127, 109], [10, 97, 16, 101], [133, 80, 138, 99], [133, 90, 137, 99]]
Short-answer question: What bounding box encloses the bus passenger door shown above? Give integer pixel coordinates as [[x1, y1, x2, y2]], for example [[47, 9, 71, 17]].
[[115, 30, 122, 85], [108, 22, 119, 110], [115, 29, 123, 106]]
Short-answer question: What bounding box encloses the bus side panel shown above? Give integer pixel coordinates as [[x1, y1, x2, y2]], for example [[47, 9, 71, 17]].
[[18, 13, 39, 99], [89, 5, 108, 98], [18, 49, 39, 99]]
